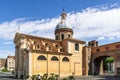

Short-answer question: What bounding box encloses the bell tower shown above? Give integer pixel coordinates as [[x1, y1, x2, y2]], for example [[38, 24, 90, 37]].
[[54, 10, 73, 41]]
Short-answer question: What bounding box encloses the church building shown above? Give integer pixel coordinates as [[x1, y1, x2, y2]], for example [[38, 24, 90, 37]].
[[14, 11, 86, 78]]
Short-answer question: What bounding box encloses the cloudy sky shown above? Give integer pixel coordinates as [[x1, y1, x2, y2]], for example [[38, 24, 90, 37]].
[[0, 0, 120, 58]]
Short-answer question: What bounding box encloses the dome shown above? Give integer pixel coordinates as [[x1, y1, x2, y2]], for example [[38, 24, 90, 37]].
[[54, 11, 73, 41], [55, 20, 71, 30], [55, 12, 72, 30]]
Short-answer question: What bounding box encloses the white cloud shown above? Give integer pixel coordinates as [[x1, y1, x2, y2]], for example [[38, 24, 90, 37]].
[[0, 5, 120, 41], [108, 36, 115, 40], [97, 37, 106, 41], [0, 4, 120, 58], [0, 50, 14, 58]]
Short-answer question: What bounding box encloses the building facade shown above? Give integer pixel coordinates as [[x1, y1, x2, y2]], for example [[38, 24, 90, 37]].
[[14, 11, 86, 78], [0, 58, 6, 71], [7, 56, 15, 71], [82, 46, 91, 75], [14, 11, 120, 78], [91, 41, 120, 75], [82, 40, 120, 76]]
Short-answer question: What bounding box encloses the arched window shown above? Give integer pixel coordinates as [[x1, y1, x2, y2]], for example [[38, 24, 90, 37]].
[[62, 57, 69, 62], [37, 55, 47, 60], [68, 34, 70, 38], [75, 43, 79, 51], [51, 56, 59, 61]]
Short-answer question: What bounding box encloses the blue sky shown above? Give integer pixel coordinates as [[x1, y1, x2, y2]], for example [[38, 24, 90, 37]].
[[0, 0, 120, 58], [0, 0, 118, 22]]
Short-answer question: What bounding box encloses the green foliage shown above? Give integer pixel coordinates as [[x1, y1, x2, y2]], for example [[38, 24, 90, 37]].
[[34, 73, 76, 80], [12, 70, 14, 74], [2, 68, 10, 72], [104, 60, 108, 70], [105, 57, 114, 62], [50, 73, 54, 77], [47, 74, 59, 80], [42, 73, 48, 80], [48, 73, 56, 80], [68, 75, 75, 80], [31, 75, 36, 80], [104, 57, 114, 73], [24, 75, 30, 79], [48, 77, 55, 80], [62, 77, 67, 80], [55, 74, 59, 80]]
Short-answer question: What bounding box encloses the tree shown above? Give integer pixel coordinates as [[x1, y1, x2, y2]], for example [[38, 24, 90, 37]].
[[105, 57, 114, 62], [105, 57, 114, 73], [2, 68, 10, 72], [55, 74, 59, 80], [31, 75, 36, 80], [48, 73, 55, 80], [62, 78, 67, 80], [24, 75, 30, 80], [68, 75, 75, 80], [42, 73, 48, 80]]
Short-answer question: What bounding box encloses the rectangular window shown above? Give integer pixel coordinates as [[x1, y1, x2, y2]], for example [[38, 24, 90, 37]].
[[60, 49, 63, 52], [49, 47, 51, 51], [45, 43, 48, 46], [61, 34, 64, 40], [56, 36, 58, 40], [75, 43, 79, 51], [12, 62, 14, 64], [96, 48, 100, 52]]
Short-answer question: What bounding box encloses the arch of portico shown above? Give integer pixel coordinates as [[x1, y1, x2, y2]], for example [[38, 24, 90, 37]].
[[91, 49, 120, 75]]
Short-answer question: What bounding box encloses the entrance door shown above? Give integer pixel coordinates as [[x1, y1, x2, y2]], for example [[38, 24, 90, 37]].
[[74, 62, 81, 75]]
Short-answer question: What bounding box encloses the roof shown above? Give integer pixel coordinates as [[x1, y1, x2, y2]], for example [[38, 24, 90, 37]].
[[92, 41, 120, 48], [55, 12, 72, 30], [55, 21, 72, 30], [15, 32, 86, 44], [14, 32, 60, 43], [7, 56, 15, 58], [0, 58, 6, 60], [64, 38, 86, 44]]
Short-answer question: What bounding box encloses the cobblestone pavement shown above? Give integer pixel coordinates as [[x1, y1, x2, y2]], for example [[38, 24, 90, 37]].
[[73, 75, 120, 80], [0, 72, 120, 80]]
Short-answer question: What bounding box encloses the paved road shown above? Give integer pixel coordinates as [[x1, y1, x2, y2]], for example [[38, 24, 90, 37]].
[[74, 75, 120, 80], [0, 72, 120, 80], [59, 75, 120, 80], [0, 72, 22, 80]]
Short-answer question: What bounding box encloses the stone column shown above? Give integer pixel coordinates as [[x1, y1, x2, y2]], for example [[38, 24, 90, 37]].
[[112, 62, 115, 73], [92, 61, 94, 75], [28, 51, 32, 76], [15, 46, 19, 78], [114, 60, 117, 75], [99, 60, 103, 75]]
